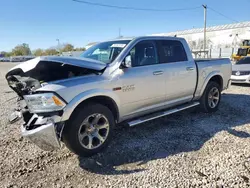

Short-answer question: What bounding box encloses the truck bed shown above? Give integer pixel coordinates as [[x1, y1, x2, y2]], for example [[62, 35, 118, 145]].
[[193, 58, 231, 100]]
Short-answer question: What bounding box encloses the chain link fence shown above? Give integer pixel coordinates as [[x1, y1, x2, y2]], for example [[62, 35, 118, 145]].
[[192, 48, 237, 59]]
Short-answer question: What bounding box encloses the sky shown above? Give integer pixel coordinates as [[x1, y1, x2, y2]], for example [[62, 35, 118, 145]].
[[1, 0, 250, 51]]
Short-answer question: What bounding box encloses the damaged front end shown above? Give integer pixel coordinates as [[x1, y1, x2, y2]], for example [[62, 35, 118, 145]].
[[6, 56, 106, 150]]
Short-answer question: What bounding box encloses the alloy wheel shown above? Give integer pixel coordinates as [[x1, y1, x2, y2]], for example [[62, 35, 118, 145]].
[[208, 87, 220, 108], [78, 113, 110, 149]]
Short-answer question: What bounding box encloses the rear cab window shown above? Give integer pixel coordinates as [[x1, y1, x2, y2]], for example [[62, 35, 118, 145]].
[[156, 40, 188, 63]]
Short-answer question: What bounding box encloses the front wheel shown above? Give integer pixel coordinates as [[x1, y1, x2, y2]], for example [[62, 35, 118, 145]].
[[62, 103, 115, 157], [199, 81, 221, 113]]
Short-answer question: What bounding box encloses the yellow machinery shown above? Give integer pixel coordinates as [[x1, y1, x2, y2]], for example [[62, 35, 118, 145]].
[[232, 40, 250, 61]]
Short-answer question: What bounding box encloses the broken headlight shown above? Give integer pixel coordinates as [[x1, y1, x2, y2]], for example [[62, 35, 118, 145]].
[[24, 93, 66, 113]]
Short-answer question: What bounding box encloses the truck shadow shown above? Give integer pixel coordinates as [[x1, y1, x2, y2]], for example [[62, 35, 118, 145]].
[[78, 93, 250, 175]]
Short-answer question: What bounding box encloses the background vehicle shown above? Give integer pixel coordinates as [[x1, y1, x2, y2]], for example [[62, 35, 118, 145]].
[[6, 36, 232, 157], [0, 57, 10, 62], [9, 56, 35, 62], [232, 39, 250, 61], [231, 56, 250, 84]]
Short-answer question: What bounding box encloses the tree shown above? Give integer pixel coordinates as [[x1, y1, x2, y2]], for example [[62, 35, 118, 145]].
[[12, 43, 31, 56], [44, 48, 58, 56], [33, 49, 44, 56], [61, 43, 74, 52]]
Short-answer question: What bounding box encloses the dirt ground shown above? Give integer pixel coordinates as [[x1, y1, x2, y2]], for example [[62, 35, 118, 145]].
[[0, 62, 249, 188]]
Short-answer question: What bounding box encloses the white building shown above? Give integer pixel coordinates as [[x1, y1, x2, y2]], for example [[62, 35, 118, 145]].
[[152, 21, 250, 50]]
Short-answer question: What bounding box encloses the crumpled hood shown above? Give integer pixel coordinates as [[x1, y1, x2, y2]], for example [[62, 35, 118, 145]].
[[6, 56, 106, 98], [9, 56, 107, 73], [232, 64, 250, 71]]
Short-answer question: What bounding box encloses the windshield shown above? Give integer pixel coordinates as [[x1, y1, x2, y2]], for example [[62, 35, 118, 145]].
[[237, 48, 248, 56], [236, 57, 250, 64], [242, 40, 250, 46], [80, 40, 131, 64]]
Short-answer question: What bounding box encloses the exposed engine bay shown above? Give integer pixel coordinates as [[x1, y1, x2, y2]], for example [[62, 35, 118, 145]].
[[5, 57, 105, 124], [6, 60, 102, 98]]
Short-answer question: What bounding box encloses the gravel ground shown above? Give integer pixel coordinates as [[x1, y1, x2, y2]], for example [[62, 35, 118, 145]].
[[0, 62, 249, 188]]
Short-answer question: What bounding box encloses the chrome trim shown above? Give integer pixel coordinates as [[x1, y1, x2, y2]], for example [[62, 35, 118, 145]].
[[21, 122, 61, 151], [105, 36, 192, 76], [128, 102, 200, 127], [153, 71, 164, 75], [186, 67, 195, 71]]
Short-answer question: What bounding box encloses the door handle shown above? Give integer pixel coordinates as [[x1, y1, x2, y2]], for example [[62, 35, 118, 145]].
[[153, 71, 163, 75], [186, 67, 195, 71]]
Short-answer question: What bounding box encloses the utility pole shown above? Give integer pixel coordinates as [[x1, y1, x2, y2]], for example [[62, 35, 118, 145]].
[[56, 39, 60, 46], [118, 28, 121, 38], [202, 4, 207, 58], [56, 39, 60, 52]]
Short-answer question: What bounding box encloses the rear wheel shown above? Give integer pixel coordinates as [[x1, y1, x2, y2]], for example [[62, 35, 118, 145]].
[[62, 103, 115, 157], [200, 81, 221, 113]]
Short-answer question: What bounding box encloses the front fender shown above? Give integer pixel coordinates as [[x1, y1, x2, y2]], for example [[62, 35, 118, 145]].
[[60, 89, 120, 121], [198, 71, 223, 97]]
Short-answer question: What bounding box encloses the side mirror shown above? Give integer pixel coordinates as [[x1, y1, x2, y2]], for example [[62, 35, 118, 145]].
[[122, 55, 132, 68]]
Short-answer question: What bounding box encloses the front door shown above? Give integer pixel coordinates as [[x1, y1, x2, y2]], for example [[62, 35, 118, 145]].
[[117, 40, 166, 118]]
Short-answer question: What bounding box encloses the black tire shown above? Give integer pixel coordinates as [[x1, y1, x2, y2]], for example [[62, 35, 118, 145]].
[[199, 81, 221, 113], [62, 103, 115, 157]]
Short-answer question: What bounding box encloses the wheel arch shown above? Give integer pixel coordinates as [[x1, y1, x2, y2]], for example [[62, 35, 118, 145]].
[[75, 96, 119, 122], [199, 72, 223, 97], [209, 75, 223, 91], [61, 89, 120, 123]]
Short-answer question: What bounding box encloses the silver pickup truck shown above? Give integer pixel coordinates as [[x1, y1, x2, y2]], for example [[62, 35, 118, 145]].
[[6, 36, 232, 157]]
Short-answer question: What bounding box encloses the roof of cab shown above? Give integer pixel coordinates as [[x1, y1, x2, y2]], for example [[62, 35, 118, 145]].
[[105, 36, 184, 42]]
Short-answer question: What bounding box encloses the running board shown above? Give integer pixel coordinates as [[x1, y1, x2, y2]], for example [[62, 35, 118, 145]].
[[128, 102, 200, 127]]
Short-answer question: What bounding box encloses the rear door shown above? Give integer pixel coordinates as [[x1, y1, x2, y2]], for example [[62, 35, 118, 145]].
[[156, 40, 197, 107]]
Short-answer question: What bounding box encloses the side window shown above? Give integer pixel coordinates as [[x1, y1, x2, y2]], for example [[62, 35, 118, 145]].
[[129, 41, 158, 67], [156, 40, 188, 63]]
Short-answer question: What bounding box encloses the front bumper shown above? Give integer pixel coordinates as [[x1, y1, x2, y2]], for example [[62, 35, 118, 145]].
[[21, 115, 62, 151], [231, 75, 250, 84]]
